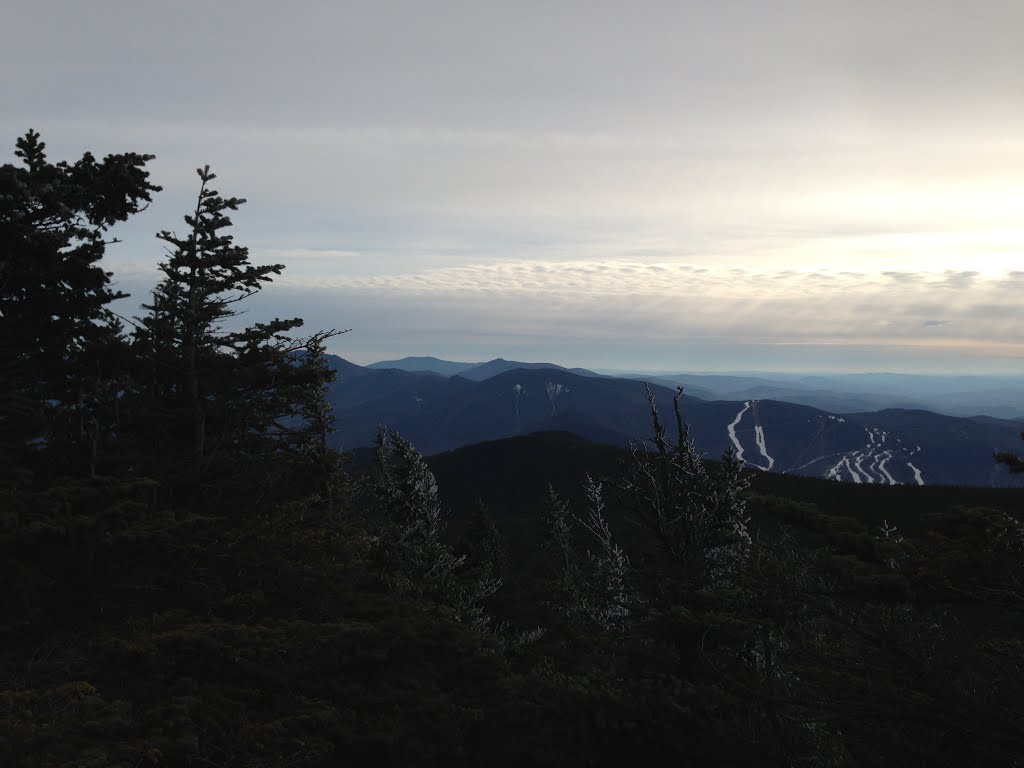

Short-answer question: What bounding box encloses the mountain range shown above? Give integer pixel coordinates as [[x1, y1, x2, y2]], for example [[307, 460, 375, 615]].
[[369, 357, 1024, 419], [368, 356, 601, 381], [622, 371, 1024, 420], [327, 355, 1024, 488]]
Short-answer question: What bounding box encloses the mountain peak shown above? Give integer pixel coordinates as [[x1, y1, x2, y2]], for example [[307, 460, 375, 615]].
[[368, 356, 479, 376]]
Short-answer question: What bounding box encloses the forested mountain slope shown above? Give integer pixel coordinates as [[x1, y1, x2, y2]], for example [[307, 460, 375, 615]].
[[327, 356, 1024, 487]]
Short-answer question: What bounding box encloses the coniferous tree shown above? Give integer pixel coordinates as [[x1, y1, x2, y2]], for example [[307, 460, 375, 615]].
[[994, 433, 1024, 473], [540, 480, 634, 630], [133, 166, 304, 466], [281, 332, 349, 511], [0, 130, 163, 634], [370, 428, 466, 599], [574, 475, 635, 629], [541, 484, 588, 622], [369, 428, 505, 629], [616, 385, 751, 591], [457, 501, 506, 630], [0, 130, 159, 476], [462, 500, 506, 583]]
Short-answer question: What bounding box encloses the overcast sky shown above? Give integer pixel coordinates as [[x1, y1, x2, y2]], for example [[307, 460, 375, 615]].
[[4, 1, 1023, 372]]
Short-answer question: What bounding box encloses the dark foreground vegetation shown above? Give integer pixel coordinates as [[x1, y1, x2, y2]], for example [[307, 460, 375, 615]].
[[2, 132, 1023, 766]]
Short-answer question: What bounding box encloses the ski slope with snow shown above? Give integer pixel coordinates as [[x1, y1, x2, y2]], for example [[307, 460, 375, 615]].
[[820, 427, 924, 485], [726, 400, 776, 472], [726, 406, 927, 486]]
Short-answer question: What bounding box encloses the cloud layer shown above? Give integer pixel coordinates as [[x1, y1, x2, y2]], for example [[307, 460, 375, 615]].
[[254, 261, 1022, 369], [5, 1, 1022, 372]]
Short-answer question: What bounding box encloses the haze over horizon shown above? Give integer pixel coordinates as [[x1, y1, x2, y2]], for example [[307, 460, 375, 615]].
[[361, 354, 1024, 381], [5, 1, 1022, 374]]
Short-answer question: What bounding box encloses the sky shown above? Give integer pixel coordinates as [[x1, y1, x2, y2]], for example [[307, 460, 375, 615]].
[[3, 0, 1023, 373]]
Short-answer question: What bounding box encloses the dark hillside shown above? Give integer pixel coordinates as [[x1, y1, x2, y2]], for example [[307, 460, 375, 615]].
[[429, 431, 1024, 539], [427, 432, 1024, 631]]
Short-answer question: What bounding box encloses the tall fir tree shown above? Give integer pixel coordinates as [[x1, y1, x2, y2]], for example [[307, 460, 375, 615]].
[[994, 433, 1024, 473], [279, 331, 350, 512], [370, 427, 466, 600], [0, 130, 159, 478], [132, 166, 307, 468], [615, 385, 751, 591]]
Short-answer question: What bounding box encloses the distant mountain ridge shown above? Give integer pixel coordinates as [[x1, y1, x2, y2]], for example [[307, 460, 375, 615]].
[[368, 358, 1024, 419], [456, 358, 602, 381], [326, 355, 1024, 488], [624, 371, 1024, 420], [367, 356, 478, 376], [367, 356, 601, 381]]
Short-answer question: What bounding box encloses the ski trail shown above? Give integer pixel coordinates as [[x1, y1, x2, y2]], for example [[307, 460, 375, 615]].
[[746, 400, 775, 471], [906, 462, 925, 485], [867, 453, 880, 481], [853, 451, 874, 483], [878, 452, 897, 485], [753, 425, 774, 470], [814, 424, 914, 486], [864, 428, 883, 483], [727, 401, 751, 463], [795, 453, 846, 474]]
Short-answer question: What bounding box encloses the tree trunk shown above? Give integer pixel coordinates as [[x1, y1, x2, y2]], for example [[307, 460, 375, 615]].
[[189, 344, 204, 457]]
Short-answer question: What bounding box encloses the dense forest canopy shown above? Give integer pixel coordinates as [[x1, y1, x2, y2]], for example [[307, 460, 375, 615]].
[[1, 132, 1023, 767]]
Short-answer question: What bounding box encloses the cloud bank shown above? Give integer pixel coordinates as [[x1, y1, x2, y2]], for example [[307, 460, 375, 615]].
[[245, 261, 1021, 371], [5, 0, 1022, 372]]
